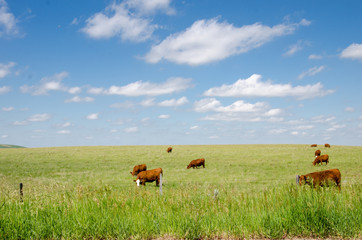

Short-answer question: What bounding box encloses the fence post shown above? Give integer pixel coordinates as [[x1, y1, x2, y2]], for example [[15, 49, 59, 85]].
[[159, 173, 163, 196], [20, 183, 23, 202]]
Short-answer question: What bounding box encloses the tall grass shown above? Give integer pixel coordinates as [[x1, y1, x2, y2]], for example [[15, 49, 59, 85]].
[[1, 184, 361, 239], [0, 145, 361, 239]]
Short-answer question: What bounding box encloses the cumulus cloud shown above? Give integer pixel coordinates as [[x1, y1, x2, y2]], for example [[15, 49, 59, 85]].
[[340, 43, 362, 60], [0, 86, 10, 94], [20, 72, 70, 95], [81, 2, 156, 41], [158, 114, 170, 119], [2, 106, 13, 111], [298, 65, 326, 80], [194, 98, 283, 122], [0, 0, 19, 38], [309, 54, 323, 60], [0, 61, 15, 78], [86, 113, 99, 120], [204, 74, 334, 100], [125, 0, 175, 15], [28, 113, 51, 122], [57, 130, 71, 134], [144, 18, 309, 65], [345, 107, 355, 112], [124, 126, 138, 133], [158, 96, 188, 107], [65, 96, 94, 103], [105, 77, 192, 96], [283, 40, 310, 56]]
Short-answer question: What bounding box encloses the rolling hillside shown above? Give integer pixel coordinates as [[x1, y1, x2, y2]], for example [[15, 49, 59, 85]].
[[0, 144, 25, 149]]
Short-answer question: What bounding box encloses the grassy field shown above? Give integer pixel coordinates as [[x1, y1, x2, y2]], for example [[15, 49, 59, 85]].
[[0, 144, 361, 239]]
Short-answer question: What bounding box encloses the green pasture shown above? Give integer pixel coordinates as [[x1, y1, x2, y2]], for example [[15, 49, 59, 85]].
[[0, 144, 361, 239]]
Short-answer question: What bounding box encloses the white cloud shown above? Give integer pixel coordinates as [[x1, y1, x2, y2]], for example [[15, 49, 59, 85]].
[[140, 98, 156, 107], [194, 98, 283, 122], [81, 2, 156, 42], [158, 96, 188, 107], [124, 126, 138, 133], [158, 114, 170, 119], [345, 107, 355, 112], [13, 120, 27, 126], [1, 134, 8, 138], [28, 113, 51, 122], [57, 130, 71, 134], [340, 43, 362, 60], [298, 66, 325, 80], [283, 40, 309, 56], [0, 85, 10, 94], [144, 18, 309, 65], [190, 125, 199, 130], [65, 96, 94, 103], [204, 74, 334, 100], [86, 113, 99, 120], [0, 0, 18, 38], [87, 87, 105, 95], [20, 72, 69, 95], [0, 61, 15, 78], [125, 0, 175, 15], [269, 128, 287, 134], [2, 106, 13, 111], [309, 54, 323, 60], [326, 124, 346, 132], [68, 87, 82, 94], [106, 77, 192, 96]]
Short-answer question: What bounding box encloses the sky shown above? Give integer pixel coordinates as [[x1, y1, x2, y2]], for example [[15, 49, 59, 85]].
[[1, 0, 362, 148]]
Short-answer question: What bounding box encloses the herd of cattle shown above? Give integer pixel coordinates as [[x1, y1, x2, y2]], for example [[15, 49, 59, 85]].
[[130, 145, 342, 190], [297, 143, 341, 190]]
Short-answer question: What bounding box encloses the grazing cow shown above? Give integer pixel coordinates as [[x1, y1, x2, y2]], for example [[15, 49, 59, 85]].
[[134, 168, 163, 186], [325, 143, 331, 148], [130, 164, 147, 176], [187, 158, 205, 169], [310, 144, 317, 147], [313, 154, 329, 166], [167, 147, 172, 153], [314, 149, 321, 157], [297, 169, 341, 190]]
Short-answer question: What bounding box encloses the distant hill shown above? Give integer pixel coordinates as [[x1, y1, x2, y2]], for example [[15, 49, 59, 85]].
[[0, 144, 26, 149]]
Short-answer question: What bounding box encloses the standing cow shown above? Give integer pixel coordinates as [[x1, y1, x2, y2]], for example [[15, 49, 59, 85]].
[[134, 168, 163, 186], [297, 169, 341, 190], [325, 143, 331, 148], [314, 149, 321, 157], [130, 164, 147, 176], [187, 158, 205, 169], [313, 154, 329, 166], [167, 147, 172, 153], [310, 144, 317, 147]]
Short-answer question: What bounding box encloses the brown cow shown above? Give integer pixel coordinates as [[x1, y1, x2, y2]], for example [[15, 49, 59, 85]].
[[310, 144, 317, 147], [325, 143, 331, 148], [314, 149, 321, 157], [297, 169, 341, 190], [167, 147, 172, 153], [313, 154, 329, 166], [187, 158, 205, 169], [130, 164, 147, 176], [134, 168, 163, 186]]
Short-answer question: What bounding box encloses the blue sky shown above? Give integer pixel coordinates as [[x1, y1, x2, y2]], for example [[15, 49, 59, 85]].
[[1, 0, 362, 148]]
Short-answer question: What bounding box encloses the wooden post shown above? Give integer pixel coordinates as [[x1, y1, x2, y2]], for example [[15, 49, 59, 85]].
[[20, 183, 23, 202], [159, 173, 163, 195]]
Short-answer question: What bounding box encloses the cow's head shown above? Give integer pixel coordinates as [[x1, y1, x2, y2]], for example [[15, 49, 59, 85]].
[[187, 164, 191, 169], [298, 175, 310, 185]]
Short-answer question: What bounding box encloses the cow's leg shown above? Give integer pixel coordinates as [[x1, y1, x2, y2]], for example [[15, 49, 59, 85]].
[[156, 177, 160, 186]]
